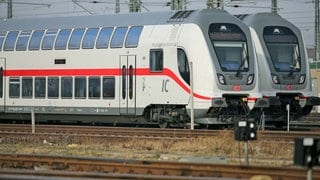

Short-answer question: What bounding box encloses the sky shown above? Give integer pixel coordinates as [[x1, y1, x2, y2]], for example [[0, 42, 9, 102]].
[[0, 0, 315, 48]]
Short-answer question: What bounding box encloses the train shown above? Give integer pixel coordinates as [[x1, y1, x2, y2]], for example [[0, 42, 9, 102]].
[[237, 13, 320, 126], [0, 9, 270, 128]]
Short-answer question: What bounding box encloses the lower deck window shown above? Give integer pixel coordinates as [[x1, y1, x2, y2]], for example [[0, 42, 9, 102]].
[[7, 76, 116, 100], [103, 77, 115, 98], [9, 77, 20, 98], [75, 77, 86, 98], [48, 77, 59, 98], [89, 77, 101, 99], [35, 77, 46, 98], [22, 77, 33, 98], [61, 77, 73, 98]]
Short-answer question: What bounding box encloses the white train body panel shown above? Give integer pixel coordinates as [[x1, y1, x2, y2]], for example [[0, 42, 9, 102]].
[[0, 9, 265, 126]]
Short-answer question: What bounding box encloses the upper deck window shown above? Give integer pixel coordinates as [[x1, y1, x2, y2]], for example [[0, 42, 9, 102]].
[[209, 23, 248, 72], [110, 27, 128, 48], [82, 28, 99, 49], [125, 26, 143, 48], [68, 28, 85, 49], [16, 31, 32, 51], [0, 32, 7, 51], [263, 26, 300, 72], [42, 29, 58, 50], [29, 30, 44, 51], [96, 27, 113, 49], [4, 31, 19, 51], [55, 29, 72, 50]]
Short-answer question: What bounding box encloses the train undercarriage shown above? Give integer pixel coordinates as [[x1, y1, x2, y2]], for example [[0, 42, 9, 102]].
[[259, 93, 320, 127], [0, 93, 318, 128], [143, 105, 189, 128]]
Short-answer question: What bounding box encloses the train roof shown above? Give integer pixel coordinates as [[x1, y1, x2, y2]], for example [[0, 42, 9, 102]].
[[0, 9, 241, 31], [235, 13, 299, 31]]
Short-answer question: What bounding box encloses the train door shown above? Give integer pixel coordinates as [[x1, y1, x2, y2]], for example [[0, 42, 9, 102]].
[[0, 58, 5, 112], [119, 55, 136, 115]]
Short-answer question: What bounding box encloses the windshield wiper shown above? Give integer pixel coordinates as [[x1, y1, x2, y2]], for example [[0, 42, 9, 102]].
[[287, 56, 300, 77], [236, 55, 248, 77]]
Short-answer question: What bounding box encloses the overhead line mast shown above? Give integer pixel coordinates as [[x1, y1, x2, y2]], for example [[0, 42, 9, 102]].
[[271, 0, 277, 14], [115, 0, 120, 13], [7, 0, 12, 18], [315, 0, 320, 63], [171, 0, 186, 10]]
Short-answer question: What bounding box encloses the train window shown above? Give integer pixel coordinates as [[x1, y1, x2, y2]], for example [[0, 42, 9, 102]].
[[110, 27, 128, 48], [125, 26, 143, 48], [61, 77, 73, 98], [263, 26, 300, 72], [16, 31, 32, 51], [82, 28, 99, 49], [68, 28, 85, 49], [149, 49, 163, 72], [209, 23, 248, 72], [48, 77, 59, 98], [96, 27, 113, 49], [75, 77, 86, 98], [129, 65, 133, 99], [0, 67, 3, 98], [177, 48, 190, 85], [55, 29, 72, 50], [22, 77, 33, 98], [4, 31, 19, 51], [89, 77, 101, 99], [42, 29, 58, 50], [0, 32, 6, 51], [29, 30, 44, 51], [103, 77, 115, 99], [9, 77, 20, 98], [35, 77, 46, 98], [122, 66, 126, 99]]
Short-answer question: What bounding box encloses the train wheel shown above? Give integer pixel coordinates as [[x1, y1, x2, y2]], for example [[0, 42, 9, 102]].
[[158, 109, 169, 128], [158, 119, 168, 128]]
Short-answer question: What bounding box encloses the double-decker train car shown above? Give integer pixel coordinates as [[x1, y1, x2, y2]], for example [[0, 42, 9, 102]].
[[0, 9, 265, 127], [238, 13, 320, 125]]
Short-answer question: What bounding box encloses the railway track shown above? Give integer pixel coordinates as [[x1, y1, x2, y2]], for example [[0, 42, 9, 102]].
[[0, 124, 319, 179], [0, 124, 319, 142], [0, 153, 319, 180]]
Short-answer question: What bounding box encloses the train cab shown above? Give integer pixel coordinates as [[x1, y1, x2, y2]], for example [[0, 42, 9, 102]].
[[239, 13, 320, 124]]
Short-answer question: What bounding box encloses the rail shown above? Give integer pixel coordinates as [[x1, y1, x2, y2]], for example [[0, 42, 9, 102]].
[[0, 153, 319, 179]]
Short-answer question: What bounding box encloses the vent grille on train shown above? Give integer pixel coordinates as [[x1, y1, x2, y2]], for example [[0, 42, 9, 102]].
[[168, 10, 194, 22], [234, 14, 249, 20]]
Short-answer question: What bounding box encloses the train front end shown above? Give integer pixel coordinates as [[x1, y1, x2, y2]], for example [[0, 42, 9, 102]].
[[190, 10, 267, 125], [242, 13, 320, 125]]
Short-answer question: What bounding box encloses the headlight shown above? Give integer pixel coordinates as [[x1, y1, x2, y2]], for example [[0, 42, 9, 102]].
[[298, 74, 306, 84], [246, 74, 254, 85], [271, 74, 279, 84], [217, 74, 226, 85]]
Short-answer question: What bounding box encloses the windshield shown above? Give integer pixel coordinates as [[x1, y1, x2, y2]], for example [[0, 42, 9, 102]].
[[263, 26, 300, 72], [209, 23, 249, 72]]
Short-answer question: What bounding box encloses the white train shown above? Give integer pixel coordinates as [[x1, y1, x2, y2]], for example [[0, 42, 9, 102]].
[[0, 9, 266, 127], [238, 13, 320, 126]]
